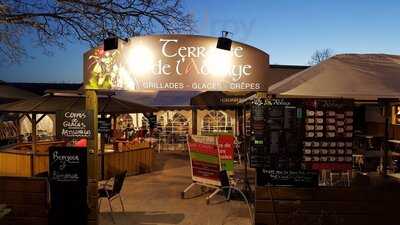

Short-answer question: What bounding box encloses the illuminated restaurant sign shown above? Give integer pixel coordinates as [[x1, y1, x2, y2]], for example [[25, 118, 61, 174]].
[[84, 35, 270, 91]]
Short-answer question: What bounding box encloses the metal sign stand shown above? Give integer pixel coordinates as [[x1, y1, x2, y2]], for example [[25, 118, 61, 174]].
[[181, 135, 223, 204]]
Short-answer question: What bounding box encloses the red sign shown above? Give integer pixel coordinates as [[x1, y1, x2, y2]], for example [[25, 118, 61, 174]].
[[217, 135, 235, 161], [191, 160, 220, 181], [312, 163, 352, 171], [188, 137, 221, 186], [188, 142, 218, 156]]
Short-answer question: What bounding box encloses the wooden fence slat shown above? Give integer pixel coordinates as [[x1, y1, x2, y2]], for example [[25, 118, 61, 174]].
[[0, 177, 48, 225]]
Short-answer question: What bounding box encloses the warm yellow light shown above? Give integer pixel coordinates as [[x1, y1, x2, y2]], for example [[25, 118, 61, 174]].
[[125, 44, 154, 76], [118, 67, 136, 90], [204, 47, 232, 77]]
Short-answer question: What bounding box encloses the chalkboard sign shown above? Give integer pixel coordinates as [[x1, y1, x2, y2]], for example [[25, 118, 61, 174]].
[[98, 117, 111, 134], [147, 114, 157, 129], [56, 111, 93, 139], [49, 147, 88, 225], [256, 168, 318, 187], [49, 147, 87, 184]]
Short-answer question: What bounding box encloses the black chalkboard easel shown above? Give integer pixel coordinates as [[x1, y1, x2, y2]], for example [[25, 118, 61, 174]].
[[49, 146, 88, 225]]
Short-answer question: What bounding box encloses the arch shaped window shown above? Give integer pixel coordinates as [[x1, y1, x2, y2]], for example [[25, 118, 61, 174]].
[[167, 113, 189, 134], [20, 114, 55, 142], [117, 114, 133, 130], [141, 116, 149, 129], [201, 111, 232, 135], [158, 115, 165, 127]]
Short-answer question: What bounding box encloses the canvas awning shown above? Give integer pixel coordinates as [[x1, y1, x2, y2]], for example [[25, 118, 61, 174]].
[[0, 81, 38, 104], [0, 91, 155, 114], [115, 90, 201, 109], [191, 91, 253, 109], [268, 54, 400, 100]]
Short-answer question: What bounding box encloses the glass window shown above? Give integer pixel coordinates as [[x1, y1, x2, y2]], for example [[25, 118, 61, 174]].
[[201, 111, 233, 135], [170, 113, 189, 134]]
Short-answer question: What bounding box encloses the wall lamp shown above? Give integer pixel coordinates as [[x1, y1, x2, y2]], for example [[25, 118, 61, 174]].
[[216, 31, 233, 51], [104, 32, 128, 51]]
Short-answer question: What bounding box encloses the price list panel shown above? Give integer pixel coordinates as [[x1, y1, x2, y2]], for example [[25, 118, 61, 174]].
[[250, 104, 267, 167], [250, 98, 304, 170]]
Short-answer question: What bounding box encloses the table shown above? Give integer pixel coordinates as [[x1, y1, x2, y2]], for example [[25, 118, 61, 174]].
[[0, 204, 11, 220], [388, 139, 400, 145], [388, 173, 400, 180]]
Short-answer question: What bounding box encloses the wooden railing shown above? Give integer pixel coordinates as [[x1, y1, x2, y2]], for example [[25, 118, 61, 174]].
[[255, 178, 400, 225], [0, 142, 153, 178], [101, 143, 153, 179], [0, 176, 48, 225]]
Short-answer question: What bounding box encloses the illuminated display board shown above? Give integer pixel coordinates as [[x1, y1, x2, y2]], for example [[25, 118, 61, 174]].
[[84, 35, 270, 91]]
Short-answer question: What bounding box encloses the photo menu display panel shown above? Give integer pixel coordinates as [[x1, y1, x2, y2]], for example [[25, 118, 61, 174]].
[[303, 99, 354, 170]]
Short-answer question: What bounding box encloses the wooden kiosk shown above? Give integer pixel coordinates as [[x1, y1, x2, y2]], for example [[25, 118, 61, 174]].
[[0, 91, 155, 225], [251, 54, 400, 225]]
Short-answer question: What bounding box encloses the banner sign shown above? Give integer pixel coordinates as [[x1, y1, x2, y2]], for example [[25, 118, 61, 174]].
[[188, 135, 235, 187], [217, 135, 235, 173], [56, 111, 93, 139], [188, 141, 221, 186], [84, 35, 270, 91]]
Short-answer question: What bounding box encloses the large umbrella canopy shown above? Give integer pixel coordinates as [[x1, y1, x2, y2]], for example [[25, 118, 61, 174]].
[[0, 81, 38, 104], [0, 91, 155, 114], [268, 54, 400, 100]]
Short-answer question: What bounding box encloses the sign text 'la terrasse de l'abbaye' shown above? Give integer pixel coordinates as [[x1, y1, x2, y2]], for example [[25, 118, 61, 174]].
[[84, 35, 270, 92]]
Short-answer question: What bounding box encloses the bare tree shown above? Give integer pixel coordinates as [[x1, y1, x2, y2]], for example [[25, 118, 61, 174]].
[[308, 48, 334, 65], [0, 0, 194, 63]]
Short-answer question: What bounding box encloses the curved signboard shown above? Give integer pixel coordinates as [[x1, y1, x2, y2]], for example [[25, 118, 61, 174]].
[[84, 35, 269, 91]]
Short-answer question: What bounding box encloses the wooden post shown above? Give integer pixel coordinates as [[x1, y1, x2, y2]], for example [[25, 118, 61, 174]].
[[192, 108, 197, 135], [31, 113, 37, 176], [16, 114, 23, 144], [383, 102, 390, 176], [85, 89, 99, 225], [136, 113, 139, 128], [100, 114, 105, 180], [86, 90, 99, 179]]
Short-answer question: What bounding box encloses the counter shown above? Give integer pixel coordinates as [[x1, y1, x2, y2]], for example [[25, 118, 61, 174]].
[[0, 141, 153, 178], [100, 142, 153, 179]]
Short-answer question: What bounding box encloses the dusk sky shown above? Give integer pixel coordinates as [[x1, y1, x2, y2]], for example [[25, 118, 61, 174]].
[[1, 0, 400, 83]]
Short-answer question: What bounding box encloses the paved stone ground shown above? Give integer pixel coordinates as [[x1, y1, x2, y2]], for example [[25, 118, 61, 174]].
[[99, 151, 253, 225]]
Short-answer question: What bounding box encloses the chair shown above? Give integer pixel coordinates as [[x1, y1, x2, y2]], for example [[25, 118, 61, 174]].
[[330, 170, 351, 187], [0, 204, 11, 220], [98, 171, 127, 223]]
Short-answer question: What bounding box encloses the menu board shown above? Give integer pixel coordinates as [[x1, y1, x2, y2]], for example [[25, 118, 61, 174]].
[[257, 168, 318, 187], [56, 111, 93, 139], [49, 147, 87, 225], [144, 113, 157, 129], [303, 99, 354, 171], [149, 115, 157, 129], [98, 117, 111, 134], [49, 147, 87, 184], [250, 98, 304, 170], [250, 104, 267, 167]]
